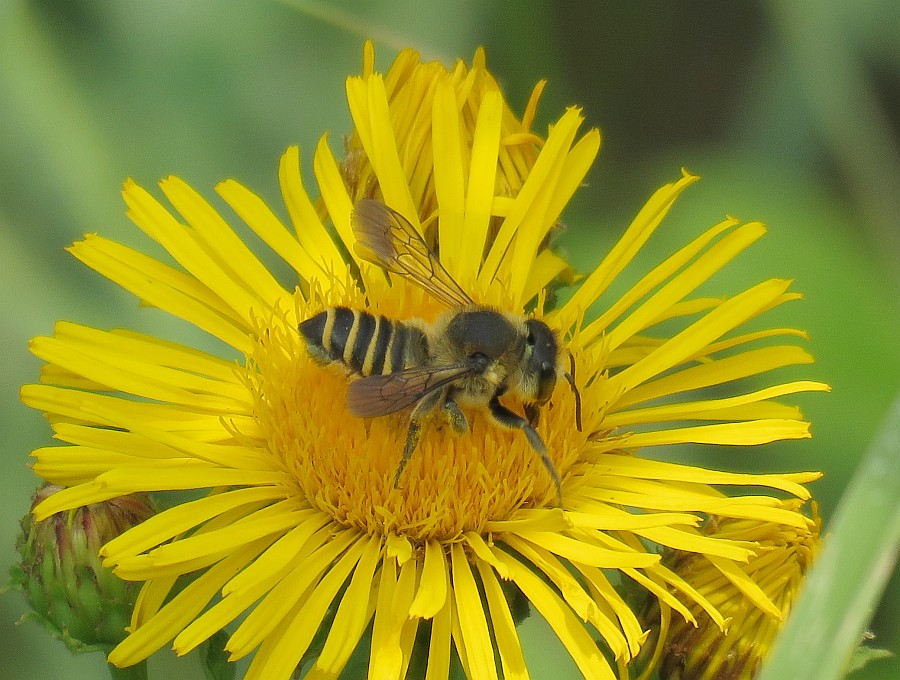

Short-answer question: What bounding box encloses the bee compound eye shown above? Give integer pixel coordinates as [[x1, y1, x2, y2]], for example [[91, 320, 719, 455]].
[[526, 331, 536, 346], [536, 361, 557, 402]]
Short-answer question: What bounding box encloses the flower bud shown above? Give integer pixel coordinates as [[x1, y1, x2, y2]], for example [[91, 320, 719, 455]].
[[656, 502, 821, 680], [10, 485, 156, 654]]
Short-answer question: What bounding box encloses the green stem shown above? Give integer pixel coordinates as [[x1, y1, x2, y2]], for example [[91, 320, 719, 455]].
[[107, 660, 148, 680]]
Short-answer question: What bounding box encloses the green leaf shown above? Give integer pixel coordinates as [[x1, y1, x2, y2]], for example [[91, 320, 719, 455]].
[[757, 394, 900, 680], [201, 630, 236, 680], [847, 644, 894, 675], [106, 661, 148, 680]]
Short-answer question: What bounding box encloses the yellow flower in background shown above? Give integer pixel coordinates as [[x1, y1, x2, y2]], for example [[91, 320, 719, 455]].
[[652, 501, 821, 680], [21, 42, 828, 679]]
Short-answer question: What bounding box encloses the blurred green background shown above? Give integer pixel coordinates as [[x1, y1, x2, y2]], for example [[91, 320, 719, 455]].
[[1, 1, 898, 678]]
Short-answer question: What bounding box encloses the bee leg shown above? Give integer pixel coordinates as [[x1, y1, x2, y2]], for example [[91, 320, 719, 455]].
[[488, 396, 563, 506], [393, 388, 445, 488], [524, 403, 540, 427], [441, 388, 468, 434]]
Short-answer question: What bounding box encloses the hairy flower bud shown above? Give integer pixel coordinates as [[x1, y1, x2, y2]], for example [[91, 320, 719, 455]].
[[10, 485, 156, 654], [655, 502, 821, 680]]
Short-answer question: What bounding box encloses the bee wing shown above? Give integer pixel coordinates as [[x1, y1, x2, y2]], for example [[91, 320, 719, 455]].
[[352, 199, 475, 308], [346, 364, 473, 418]]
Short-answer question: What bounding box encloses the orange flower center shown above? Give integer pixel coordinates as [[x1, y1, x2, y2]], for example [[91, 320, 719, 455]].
[[249, 286, 583, 543]]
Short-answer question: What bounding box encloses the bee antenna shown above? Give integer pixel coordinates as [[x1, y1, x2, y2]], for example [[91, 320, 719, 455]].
[[564, 352, 583, 432]]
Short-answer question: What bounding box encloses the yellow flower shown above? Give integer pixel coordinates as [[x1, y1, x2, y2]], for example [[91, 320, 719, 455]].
[[22, 43, 828, 679], [651, 502, 822, 680]]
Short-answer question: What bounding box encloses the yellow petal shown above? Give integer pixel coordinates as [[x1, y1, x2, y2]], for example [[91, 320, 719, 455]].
[[634, 526, 755, 561], [586, 455, 817, 498], [646, 296, 724, 327], [383, 533, 412, 563], [101, 487, 291, 562], [70, 232, 244, 322], [507, 119, 579, 305], [369, 556, 402, 679], [123, 180, 265, 323], [636, 563, 716, 627], [424, 586, 453, 680], [66, 235, 252, 350], [458, 88, 502, 282], [606, 279, 793, 398], [544, 128, 602, 243], [174, 554, 285, 656], [485, 508, 571, 534], [131, 574, 178, 627], [217, 177, 329, 282], [695, 326, 809, 360], [463, 532, 511, 578], [520, 249, 572, 308], [314, 535, 383, 673], [137, 501, 303, 569], [312, 134, 357, 260], [345, 75, 418, 222], [223, 515, 332, 596], [615, 345, 816, 409], [553, 169, 699, 331], [409, 539, 448, 618], [521, 79, 546, 131], [30, 337, 231, 412], [504, 535, 629, 659], [32, 446, 144, 486], [566, 501, 700, 531], [595, 220, 765, 350], [493, 548, 616, 680], [108, 536, 271, 667], [451, 543, 498, 680], [475, 560, 530, 680], [432, 78, 467, 273], [53, 323, 240, 384], [276, 145, 345, 272], [573, 564, 646, 658], [232, 533, 367, 675], [518, 530, 659, 569], [227, 528, 361, 658], [603, 381, 831, 427], [160, 176, 288, 306], [480, 107, 583, 294], [616, 419, 811, 450], [370, 555, 420, 680], [707, 555, 782, 619]]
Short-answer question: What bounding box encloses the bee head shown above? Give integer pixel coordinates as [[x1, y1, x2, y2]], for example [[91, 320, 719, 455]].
[[524, 319, 559, 403]]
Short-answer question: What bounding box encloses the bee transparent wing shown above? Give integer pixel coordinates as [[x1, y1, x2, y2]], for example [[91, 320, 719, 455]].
[[352, 199, 475, 308], [346, 364, 473, 418]]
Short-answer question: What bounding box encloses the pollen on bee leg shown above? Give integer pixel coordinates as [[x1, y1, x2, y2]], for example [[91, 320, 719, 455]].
[[441, 398, 469, 434]]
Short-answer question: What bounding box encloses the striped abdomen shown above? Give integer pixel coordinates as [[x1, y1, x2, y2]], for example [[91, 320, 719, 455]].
[[299, 306, 428, 377]]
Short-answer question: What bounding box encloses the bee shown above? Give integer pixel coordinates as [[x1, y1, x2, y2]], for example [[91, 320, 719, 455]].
[[299, 199, 582, 504]]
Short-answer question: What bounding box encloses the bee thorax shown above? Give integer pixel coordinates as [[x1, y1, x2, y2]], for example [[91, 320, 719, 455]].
[[445, 309, 520, 360]]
